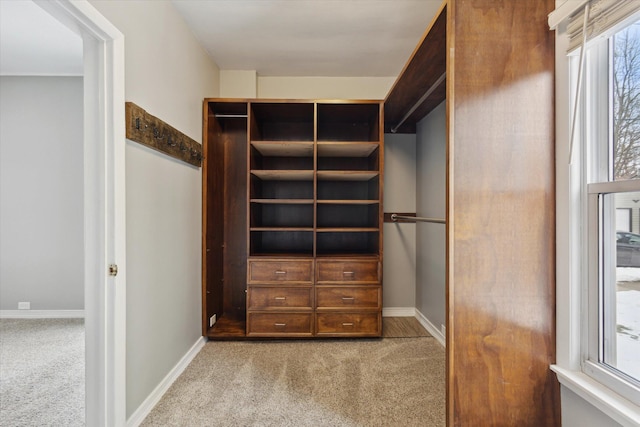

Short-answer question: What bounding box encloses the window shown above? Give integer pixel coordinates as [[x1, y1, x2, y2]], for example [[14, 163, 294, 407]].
[[581, 18, 640, 406]]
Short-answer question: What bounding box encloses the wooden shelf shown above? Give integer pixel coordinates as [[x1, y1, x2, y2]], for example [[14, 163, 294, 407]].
[[317, 228, 379, 232], [250, 227, 314, 232], [317, 171, 379, 181], [206, 317, 246, 340], [248, 253, 314, 259], [317, 200, 379, 204], [384, 3, 447, 134], [315, 253, 379, 259], [250, 199, 314, 204], [251, 170, 314, 181], [251, 141, 314, 157], [317, 142, 379, 157]]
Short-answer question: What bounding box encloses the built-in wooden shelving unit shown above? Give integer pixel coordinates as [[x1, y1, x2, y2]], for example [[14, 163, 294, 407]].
[[202, 99, 384, 339]]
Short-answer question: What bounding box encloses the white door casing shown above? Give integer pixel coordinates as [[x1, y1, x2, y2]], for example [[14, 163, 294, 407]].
[[33, 1, 126, 426]]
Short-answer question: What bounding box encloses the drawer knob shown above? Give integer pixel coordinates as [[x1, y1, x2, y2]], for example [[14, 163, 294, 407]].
[[342, 322, 354, 326], [343, 271, 355, 276], [274, 297, 286, 300], [274, 271, 287, 275], [274, 323, 286, 327], [341, 297, 355, 301]]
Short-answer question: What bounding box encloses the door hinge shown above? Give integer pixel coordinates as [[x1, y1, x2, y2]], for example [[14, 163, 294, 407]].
[[108, 264, 118, 277]]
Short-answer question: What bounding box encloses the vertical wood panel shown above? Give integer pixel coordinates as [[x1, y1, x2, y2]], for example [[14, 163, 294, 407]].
[[223, 121, 248, 319], [204, 108, 224, 331], [447, 0, 559, 425]]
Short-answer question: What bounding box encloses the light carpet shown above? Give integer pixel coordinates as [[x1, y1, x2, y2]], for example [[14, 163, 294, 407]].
[[141, 337, 445, 427], [0, 318, 84, 427]]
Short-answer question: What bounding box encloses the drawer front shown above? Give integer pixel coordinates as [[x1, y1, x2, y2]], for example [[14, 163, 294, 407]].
[[248, 287, 312, 310], [247, 313, 312, 335], [316, 312, 381, 335], [248, 260, 313, 283], [316, 260, 379, 283], [316, 286, 380, 309]]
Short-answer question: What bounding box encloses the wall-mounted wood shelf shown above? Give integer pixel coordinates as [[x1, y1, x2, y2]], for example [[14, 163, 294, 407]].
[[125, 102, 202, 167], [384, 3, 447, 134]]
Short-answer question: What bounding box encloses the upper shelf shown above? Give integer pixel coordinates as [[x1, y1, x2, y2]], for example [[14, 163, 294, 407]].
[[384, 1, 447, 134]]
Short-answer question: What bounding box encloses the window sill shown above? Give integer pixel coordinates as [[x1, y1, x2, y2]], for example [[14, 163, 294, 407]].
[[551, 365, 640, 427]]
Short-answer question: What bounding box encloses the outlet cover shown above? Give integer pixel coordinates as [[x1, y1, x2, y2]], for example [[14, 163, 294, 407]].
[[209, 314, 217, 328], [18, 302, 30, 310]]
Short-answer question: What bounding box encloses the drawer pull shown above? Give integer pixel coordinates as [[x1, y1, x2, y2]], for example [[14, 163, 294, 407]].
[[274, 270, 287, 275], [274, 297, 286, 300], [342, 322, 354, 326], [341, 297, 355, 301], [343, 271, 355, 276], [274, 323, 286, 327]]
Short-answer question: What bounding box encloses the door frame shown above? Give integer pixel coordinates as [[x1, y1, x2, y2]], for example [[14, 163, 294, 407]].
[[34, 1, 126, 425]]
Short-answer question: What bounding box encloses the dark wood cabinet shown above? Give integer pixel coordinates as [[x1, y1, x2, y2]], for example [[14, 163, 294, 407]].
[[203, 99, 383, 339]]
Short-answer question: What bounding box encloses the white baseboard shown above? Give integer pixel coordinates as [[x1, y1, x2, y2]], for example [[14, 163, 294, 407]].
[[382, 307, 416, 317], [0, 309, 85, 319], [415, 309, 446, 347], [126, 336, 207, 427]]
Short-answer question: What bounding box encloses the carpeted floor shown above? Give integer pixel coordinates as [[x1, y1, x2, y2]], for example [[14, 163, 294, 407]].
[[141, 337, 445, 427], [0, 318, 84, 427]]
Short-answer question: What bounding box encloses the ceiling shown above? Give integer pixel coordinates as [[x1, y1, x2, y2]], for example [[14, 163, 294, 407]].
[[0, 0, 441, 78], [171, 0, 441, 77]]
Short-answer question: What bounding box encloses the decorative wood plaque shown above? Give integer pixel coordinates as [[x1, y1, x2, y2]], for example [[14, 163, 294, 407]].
[[125, 102, 202, 167]]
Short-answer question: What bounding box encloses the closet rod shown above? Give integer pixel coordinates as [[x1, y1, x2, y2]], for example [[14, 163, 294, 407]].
[[391, 214, 446, 224], [215, 114, 248, 118], [391, 72, 446, 133]]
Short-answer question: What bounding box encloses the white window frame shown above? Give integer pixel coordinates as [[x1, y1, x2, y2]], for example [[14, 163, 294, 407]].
[[552, 9, 640, 427]]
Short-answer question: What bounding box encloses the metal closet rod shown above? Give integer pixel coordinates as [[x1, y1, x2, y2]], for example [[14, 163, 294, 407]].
[[390, 71, 446, 134], [390, 214, 446, 224]]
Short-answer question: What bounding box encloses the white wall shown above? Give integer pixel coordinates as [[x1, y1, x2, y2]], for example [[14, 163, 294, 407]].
[[88, 0, 219, 418], [415, 101, 446, 332], [0, 76, 84, 311], [382, 133, 417, 311], [561, 388, 623, 427], [220, 70, 257, 98], [257, 76, 394, 99]]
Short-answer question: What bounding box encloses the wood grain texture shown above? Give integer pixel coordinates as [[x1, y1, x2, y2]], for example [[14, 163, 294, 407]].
[[315, 312, 380, 336], [224, 116, 248, 319], [125, 102, 202, 167], [248, 259, 313, 283], [316, 259, 380, 283], [384, 1, 447, 134], [247, 286, 313, 310], [247, 312, 313, 336], [447, 0, 559, 425], [315, 286, 381, 309]]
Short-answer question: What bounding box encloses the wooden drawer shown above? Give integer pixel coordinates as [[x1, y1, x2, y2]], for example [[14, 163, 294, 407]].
[[316, 259, 379, 283], [248, 260, 313, 283], [316, 312, 381, 335], [316, 286, 380, 309], [248, 286, 312, 310], [247, 313, 312, 336]]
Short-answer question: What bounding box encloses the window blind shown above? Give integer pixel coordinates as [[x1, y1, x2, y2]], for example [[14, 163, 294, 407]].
[[567, 0, 640, 52]]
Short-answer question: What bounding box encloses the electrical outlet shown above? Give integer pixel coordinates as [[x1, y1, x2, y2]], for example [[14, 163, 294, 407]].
[[18, 302, 30, 310], [441, 324, 446, 337], [209, 314, 217, 328]]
